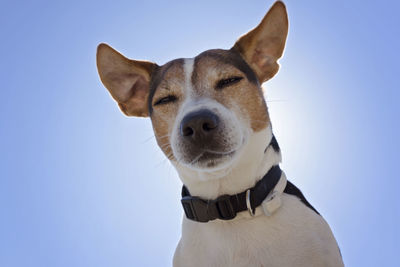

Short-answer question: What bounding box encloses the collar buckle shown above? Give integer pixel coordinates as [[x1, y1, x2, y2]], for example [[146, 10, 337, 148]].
[[181, 194, 237, 222], [214, 194, 236, 220], [181, 196, 209, 222]]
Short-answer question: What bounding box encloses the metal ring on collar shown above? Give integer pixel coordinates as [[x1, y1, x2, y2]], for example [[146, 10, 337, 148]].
[[246, 189, 255, 216]]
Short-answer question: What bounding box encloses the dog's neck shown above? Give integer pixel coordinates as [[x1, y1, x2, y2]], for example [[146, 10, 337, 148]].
[[173, 125, 282, 199]]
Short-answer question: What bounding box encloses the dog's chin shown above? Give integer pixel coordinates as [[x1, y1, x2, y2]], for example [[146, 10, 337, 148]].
[[196, 151, 236, 169], [179, 149, 238, 173]]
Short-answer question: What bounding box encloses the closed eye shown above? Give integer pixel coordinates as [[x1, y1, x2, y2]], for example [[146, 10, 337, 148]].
[[154, 95, 177, 106], [215, 76, 243, 90]]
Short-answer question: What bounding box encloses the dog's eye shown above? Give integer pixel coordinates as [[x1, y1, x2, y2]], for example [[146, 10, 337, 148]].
[[154, 95, 177, 106], [216, 76, 243, 89]]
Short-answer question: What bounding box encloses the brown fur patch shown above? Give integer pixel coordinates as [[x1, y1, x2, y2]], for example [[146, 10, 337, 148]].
[[150, 60, 186, 159], [192, 50, 269, 131]]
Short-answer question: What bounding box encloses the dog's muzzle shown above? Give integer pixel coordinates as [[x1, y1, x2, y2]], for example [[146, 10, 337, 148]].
[[173, 107, 240, 168]]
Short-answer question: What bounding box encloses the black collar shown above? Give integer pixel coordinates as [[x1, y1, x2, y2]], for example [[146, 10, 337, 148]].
[[180, 135, 319, 223], [181, 165, 282, 223]]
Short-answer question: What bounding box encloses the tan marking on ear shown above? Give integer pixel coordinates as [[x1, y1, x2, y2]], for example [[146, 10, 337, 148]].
[[150, 61, 186, 160], [96, 43, 157, 117], [193, 51, 269, 132], [232, 1, 288, 83]]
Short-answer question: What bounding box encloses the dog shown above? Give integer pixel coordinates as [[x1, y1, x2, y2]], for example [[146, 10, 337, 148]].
[[96, 1, 344, 266]]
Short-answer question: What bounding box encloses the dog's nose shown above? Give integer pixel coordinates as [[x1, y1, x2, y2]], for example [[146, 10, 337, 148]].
[[180, 109, 219, 140]]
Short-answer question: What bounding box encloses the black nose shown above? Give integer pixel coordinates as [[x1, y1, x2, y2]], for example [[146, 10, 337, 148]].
[[180, 109, 219, 139]]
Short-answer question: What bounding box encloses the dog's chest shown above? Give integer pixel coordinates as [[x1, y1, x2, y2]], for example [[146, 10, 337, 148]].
[[174, 194, 343, 267]]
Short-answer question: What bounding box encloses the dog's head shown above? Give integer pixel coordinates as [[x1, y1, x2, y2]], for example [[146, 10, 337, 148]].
[[97, 2, 288, 179]]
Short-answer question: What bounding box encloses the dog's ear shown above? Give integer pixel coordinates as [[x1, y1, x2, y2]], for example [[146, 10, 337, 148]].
[[232, 1, 288, 83], [96, 43, 157, 117]]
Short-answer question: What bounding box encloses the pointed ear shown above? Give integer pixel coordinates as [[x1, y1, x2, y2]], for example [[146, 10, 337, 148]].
[[232, 1, 288, 83], [96, 43, 158, 117]]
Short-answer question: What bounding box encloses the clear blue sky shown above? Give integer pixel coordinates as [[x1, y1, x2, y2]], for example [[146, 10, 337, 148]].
[[1, 0, 399, 266]]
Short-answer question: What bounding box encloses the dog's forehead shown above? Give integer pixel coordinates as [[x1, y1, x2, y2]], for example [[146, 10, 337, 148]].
[[148, 49, 258, 114], [152, 49, 257, 88]]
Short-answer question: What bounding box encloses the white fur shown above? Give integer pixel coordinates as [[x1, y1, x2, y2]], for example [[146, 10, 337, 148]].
[[183, 58, 194, 97]]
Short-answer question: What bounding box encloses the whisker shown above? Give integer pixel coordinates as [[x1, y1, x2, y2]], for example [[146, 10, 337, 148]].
[[141, 135, 155, 144], [154, 150, 176, 167], [157, 134, 171, 140], [204, 148, 236, 155], [251, 119, 270, 123], [265, 99, 288, 103], [155, 157, 169, 168], [174, 154, 186, 167], [160, 143, 171, 149], [166, 152, 174, 160], [188, 153, 203, 165]]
